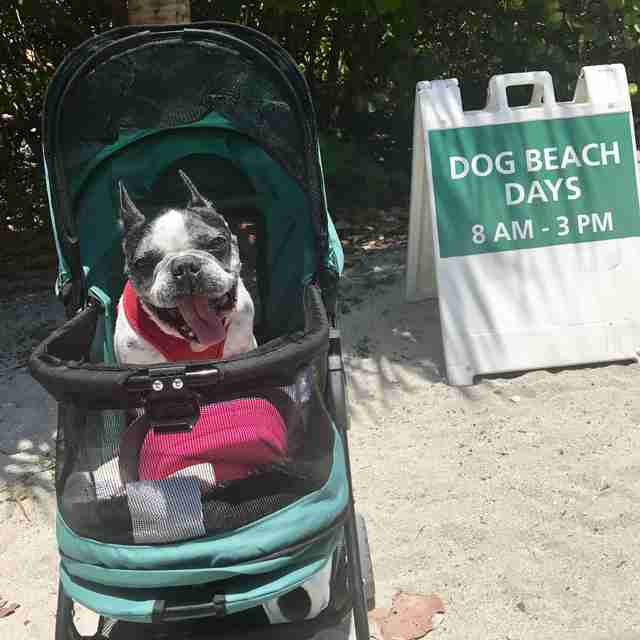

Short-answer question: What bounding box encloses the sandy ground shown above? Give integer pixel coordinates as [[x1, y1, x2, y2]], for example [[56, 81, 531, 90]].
[[0, 282, 61, 640], [2, 251, 640, 639]]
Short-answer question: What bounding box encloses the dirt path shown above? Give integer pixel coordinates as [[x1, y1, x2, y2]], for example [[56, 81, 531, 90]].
[[2, 253, 640, 639], [341, 248, 640, 640], [0, 276, 61, 640]]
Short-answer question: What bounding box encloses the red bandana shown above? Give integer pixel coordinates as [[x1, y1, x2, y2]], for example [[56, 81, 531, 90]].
[[121, 280, 227, 361]]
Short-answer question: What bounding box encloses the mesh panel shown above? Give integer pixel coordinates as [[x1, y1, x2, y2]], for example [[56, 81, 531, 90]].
[[203, 488, 301, 534], [55, 404, 72, 495], [60, 39, 305, 185], [127, 476, 206, 544], [56, 363, 334, 544]]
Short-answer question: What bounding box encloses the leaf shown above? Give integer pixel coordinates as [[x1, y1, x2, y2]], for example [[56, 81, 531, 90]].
[[0, 597, 20, 618], [369, 592, 446, 640]]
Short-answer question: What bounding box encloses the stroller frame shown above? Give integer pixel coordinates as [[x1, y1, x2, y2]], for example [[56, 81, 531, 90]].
[[30, 21, 374, 640]]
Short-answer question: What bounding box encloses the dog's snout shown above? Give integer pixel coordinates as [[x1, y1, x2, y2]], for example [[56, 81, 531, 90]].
[[171, 256, 203, 293], [171, 256, 201, 279]]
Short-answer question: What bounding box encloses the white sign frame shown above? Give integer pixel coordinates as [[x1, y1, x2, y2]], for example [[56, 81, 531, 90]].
[[407, 65, 640, 385]]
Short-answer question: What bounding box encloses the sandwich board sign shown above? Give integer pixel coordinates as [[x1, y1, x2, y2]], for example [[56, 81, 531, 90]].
[[406, 65, 640, 385]]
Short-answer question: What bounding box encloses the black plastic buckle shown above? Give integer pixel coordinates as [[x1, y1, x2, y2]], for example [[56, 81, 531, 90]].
[[145, 366, 200, 433], [154, 593, 226, 623]]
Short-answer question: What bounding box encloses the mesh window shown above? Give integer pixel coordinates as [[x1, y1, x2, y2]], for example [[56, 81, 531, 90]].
[[60, 39, 305, 186], [56, 362, 335, 544]]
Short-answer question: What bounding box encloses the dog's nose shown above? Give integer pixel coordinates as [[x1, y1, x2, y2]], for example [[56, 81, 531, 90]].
[[171, 256, 201, 279]]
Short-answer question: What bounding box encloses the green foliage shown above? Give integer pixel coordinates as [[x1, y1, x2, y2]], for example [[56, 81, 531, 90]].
[[320, 133, 409, 211], [4, 0, 640, 263], [1, 0, 124, 235]]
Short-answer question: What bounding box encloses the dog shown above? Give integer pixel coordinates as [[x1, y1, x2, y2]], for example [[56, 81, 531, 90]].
[[114, 170, 256, 365]]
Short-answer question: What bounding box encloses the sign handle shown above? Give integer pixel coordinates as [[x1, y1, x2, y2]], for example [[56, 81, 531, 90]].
[[486, 71, 557, 112]]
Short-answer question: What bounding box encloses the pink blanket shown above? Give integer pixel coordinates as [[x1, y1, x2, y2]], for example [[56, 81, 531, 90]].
[[138, 397, 288, 484]]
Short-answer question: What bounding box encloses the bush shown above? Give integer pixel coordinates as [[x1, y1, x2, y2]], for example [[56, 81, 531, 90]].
[[320, 133, 410, 214]]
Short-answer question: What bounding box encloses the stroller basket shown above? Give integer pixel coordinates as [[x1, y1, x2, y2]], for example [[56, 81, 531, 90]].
[[30, 286, 347, 546]]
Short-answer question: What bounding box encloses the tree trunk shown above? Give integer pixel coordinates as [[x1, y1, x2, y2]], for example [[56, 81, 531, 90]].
[[128, 0, 190, 25]]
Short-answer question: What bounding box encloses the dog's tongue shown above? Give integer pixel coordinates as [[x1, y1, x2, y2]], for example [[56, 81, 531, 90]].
[[176, 295, 225, 346]]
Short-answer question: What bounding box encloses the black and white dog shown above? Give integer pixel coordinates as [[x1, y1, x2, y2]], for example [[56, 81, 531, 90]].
[[114, 171, 256, 365], [113, 171, 332, 624]]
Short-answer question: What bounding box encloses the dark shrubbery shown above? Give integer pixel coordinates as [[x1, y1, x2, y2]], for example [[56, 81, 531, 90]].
[[2, 0, 640, 270]]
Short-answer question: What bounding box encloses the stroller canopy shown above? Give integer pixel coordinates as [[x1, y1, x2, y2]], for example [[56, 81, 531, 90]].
[[43, 22, 342, 339]]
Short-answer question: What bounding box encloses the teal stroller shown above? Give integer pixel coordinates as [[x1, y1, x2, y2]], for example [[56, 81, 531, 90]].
[[29, 21, 374, 640]]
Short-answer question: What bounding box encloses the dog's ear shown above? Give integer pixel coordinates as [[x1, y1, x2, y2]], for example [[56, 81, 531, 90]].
[[118, 181, 145, 230], [179, 169, 213, 209]]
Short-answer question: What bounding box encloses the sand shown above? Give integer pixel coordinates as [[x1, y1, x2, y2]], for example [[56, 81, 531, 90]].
[[2, 250, 640, 639]]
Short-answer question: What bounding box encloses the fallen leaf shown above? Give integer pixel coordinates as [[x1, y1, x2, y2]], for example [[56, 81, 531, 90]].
[[0, 597, 20, 619], [369, 591, 445, 639]]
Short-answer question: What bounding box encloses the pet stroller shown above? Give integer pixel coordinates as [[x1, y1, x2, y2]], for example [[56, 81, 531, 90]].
[[29, 21, 374, 640]]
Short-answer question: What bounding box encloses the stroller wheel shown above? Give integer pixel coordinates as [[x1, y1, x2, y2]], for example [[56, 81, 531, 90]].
[[55, 583, 111, 640]]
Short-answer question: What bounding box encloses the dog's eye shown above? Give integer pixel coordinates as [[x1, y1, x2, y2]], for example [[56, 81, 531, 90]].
[[133, 255, 156, 272], [210, 236, 228, 254]]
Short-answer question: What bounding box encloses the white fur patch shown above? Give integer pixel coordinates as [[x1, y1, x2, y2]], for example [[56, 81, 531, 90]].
[[139, 210, 192, 256]]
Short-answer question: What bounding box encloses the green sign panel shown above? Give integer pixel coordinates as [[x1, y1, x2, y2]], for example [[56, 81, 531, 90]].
[[429, 112, 640, 258]]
